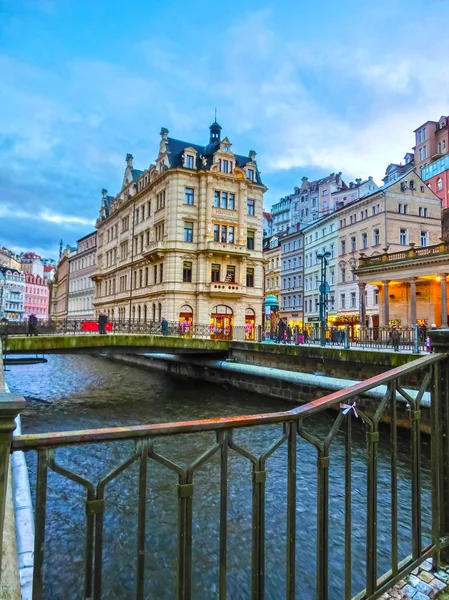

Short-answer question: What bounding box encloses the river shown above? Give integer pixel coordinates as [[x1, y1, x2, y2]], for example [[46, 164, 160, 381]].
[[6, 355, 432, 600]]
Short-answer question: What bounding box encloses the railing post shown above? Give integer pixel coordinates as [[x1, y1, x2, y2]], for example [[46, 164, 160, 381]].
[[344, 325, 350, 350], [0, 391, 25, 574], [428, 329, 449, 562]]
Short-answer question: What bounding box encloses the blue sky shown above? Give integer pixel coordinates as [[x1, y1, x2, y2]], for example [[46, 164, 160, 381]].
[[1, 0, 448, 258]]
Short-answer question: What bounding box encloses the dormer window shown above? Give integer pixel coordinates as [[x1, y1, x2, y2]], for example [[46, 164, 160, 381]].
[[186, 155, 194, 169], [248, 169, 255, 181], [219, 159, 230, 173]]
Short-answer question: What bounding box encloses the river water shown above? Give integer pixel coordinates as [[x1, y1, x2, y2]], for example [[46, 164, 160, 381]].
[[6, 355, 432, 600]]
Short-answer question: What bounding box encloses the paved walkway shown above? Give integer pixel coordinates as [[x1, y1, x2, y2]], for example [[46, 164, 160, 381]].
[[382, 559, 449, 599]]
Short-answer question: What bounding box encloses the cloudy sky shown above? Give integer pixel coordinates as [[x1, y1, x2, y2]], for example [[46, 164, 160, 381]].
[[1, 0, 449, 258]]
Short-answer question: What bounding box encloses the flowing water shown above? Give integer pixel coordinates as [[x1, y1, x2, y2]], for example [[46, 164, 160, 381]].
[[6, 355, 432, 600]]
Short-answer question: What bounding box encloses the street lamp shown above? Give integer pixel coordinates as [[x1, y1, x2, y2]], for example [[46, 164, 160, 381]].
[[317, 251, 332, 346]]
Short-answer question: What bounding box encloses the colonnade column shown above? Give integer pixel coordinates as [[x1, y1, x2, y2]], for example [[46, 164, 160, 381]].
[[441, 274, 448, 327], [358, 282, 366, 326], [409, 277, 417, 326], [382, 281, 390, 327]]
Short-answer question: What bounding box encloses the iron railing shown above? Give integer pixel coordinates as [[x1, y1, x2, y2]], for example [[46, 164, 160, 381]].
[[9, 352, 449, 599], [0, 319, 264, 342], [1, 320, 428, 352]]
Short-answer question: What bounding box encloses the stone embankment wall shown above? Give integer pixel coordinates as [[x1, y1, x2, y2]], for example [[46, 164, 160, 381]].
[[105, 352, 431, 432], [230, 342, 421, 384]]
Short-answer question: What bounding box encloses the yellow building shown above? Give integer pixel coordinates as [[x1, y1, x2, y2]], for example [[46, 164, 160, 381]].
[[93, 122, 266, 337], [263, 235, 281, 304]]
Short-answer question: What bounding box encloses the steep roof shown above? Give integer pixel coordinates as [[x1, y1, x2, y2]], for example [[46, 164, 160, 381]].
[[165, 137, 264, 185]]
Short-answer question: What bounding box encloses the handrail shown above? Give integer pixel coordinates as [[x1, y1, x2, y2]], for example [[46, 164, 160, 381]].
[[11, 353, 445, 450]]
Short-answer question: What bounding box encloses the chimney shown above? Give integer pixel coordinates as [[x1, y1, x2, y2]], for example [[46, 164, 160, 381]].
[[248, 150, 257, 162], [160, 127, 169, 140]]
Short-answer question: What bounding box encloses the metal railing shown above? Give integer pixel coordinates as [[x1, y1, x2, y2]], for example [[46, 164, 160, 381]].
[[0, 319, 264, 343], [7, 352, 449, 599], [264, 325, 426, 353]]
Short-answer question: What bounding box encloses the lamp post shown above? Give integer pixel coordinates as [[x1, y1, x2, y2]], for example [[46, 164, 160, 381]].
[[317, 251, 332, 346]]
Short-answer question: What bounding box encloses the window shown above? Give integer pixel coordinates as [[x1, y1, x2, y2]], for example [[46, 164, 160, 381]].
[[420, 231, 429, 247], [351, 236, 356, 252], [146, 201, 152, 217], [350, 292, 356, 308], [373, 229, 380, 245], [419, 207, 428, 217], [211, 264, 220, 282], [186, 155, 194, 169], [419, 146, 428, 161], [228, 226, 235, 244], [438, 178, 443, 191], [246, 268, 254, 287], [374, 289, 379, 305], [247, 199, 255, 216], [214, 224, 219, 242], [156, 190, 166, 211], [361, 233, 368, 249], [159, 263, 163, 283], [247, 169, 255, 181], [185, 188, 194, 205], [404, 204, 408, 214], [341, 267, 346, 283], [214, 191, 220, 208], [153, 265, 157, 284], [417, 128, 427, 144], [145, 267, 149, 286], [400, 228, 408, 245], [340, 294, 346, 309], [341, 240, 346, 255], [322, 190, 328, 196], [183, 261, 192, 282], [121, 216, 130, 232], [226, 265, 235, 282], [247, 230, 255, 250], [330, 269, 335, 285], [184, 222, 193, 242], [372, 206, 376, 216]]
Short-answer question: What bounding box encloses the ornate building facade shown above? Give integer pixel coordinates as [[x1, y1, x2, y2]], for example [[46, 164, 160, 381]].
[[67, 232, 97, 320], [93, 121, 266, 336], [0, 267, 25, 321], [24, 273, 49, 320]]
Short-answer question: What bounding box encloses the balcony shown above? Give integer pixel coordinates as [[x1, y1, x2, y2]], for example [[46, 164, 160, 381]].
[[358, 241, 449, 269], [204, 281, 243, 296], [142, 241, 169, 261], [206, 241, 247, 256]]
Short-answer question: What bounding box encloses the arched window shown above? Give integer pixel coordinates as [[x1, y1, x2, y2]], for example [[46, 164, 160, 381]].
[[132, 305, 136, 321], [138, 305, 141, 322], [437, 178, 443, 191], [143, 305, 147, 322]]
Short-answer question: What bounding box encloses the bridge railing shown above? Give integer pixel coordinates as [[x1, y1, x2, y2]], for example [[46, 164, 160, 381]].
[[0, 319, 427, 352], [3, 347, 449, 599]]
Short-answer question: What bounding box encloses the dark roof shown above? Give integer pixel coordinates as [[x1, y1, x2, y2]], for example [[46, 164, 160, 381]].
[[165, 137, 264, 185], [77, 230, 97, 243], [0, 266, 22, 276], [131, 169, 143, 181]]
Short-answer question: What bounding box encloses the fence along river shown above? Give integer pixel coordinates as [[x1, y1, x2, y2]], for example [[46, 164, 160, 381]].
[[7, 354, 432, 599]]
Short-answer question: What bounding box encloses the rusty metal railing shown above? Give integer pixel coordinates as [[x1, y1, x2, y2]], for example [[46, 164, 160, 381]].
[[6, 353, 449, 599]]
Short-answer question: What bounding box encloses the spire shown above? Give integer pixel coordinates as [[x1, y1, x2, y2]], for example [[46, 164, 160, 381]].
[[209, 111, 222, 143], [126, 154, 133, 167], [59, 239, 63, 258]]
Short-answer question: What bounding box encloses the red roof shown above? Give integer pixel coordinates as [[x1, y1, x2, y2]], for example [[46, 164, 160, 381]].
[[263, 212, 272, 221]]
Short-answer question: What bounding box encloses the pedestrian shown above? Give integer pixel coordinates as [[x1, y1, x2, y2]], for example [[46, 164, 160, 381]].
[[277, 318, 285, 343], [98, 312, 108, 335], [27, 314, 38, 337], [161, 317, 169, 335], [426, 323, 437, 353], [303, 328, 309, 344], [337, 328, 344, 345], [390, 325, 401, 352], [330, 327, 338, 346], [286, 324, 292, 344]]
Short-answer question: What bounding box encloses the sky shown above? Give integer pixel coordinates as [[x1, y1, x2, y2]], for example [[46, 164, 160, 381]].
[[1, 0, 449, 259]]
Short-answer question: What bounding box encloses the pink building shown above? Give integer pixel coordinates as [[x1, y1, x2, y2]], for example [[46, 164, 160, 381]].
[[24, 273, 50, 320]]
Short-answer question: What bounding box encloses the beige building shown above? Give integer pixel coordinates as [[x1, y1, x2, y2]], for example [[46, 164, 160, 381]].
[[337, 170, 442, 332], [68, 231, 97, 320], [50, 247, 72, 320], [93, 121, 266, 337]]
